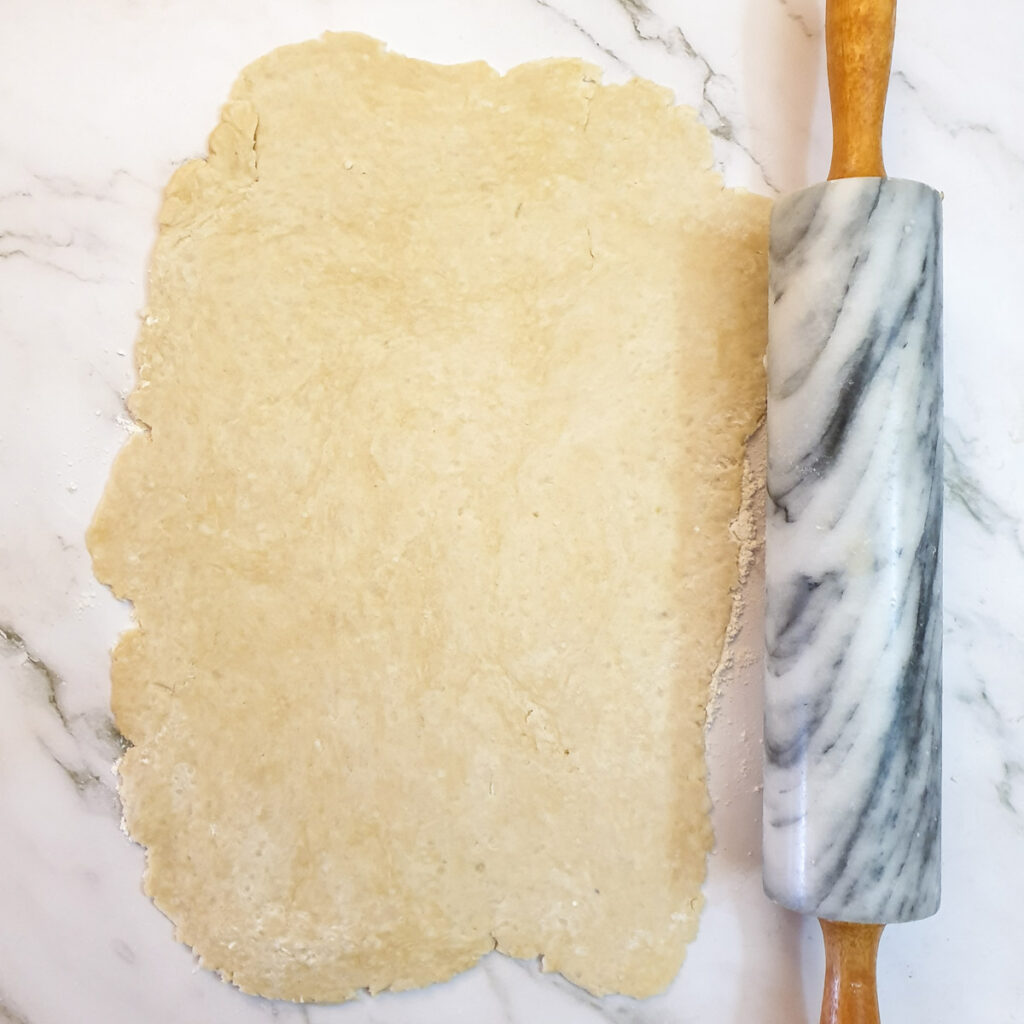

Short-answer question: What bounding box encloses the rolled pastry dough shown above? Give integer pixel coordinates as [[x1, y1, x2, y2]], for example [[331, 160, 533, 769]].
[[89, 33, 769, 1002]]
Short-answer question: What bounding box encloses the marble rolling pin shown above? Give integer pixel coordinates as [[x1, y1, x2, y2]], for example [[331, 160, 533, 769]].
[[762, 0, 942, 1021]]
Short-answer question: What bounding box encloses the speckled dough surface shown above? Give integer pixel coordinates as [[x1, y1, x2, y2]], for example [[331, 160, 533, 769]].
[[88, 33, 769, 1003]]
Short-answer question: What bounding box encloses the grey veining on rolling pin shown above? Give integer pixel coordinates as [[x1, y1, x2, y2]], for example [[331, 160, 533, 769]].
[[763, 178, 943, 923]]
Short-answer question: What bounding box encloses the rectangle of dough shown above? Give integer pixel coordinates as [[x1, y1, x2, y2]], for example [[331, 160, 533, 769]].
[[88, 32, 769, 1003]]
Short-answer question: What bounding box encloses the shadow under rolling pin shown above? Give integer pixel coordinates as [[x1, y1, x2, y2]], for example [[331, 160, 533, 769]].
[[762, 2, 943, 1022]]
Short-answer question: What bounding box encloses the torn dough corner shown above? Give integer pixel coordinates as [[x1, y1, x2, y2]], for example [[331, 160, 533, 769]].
[[88, 32, 769, 1003]]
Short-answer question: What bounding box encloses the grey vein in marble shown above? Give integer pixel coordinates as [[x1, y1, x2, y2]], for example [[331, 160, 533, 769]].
[[945, 435, 1024, 557], [763, 177, 943, 923], [955, 674, 1024, 822], [0, 995, 33, 1024], [531, 0, 778, 191], [0, 623, 124, 820], [774, 0, 816, 40], [0, 623, 70, 727], [0, 244, 104, 283], [613, 0, 779, 190], [892, 69, 1024, 171], [533, 0, 633, 71]]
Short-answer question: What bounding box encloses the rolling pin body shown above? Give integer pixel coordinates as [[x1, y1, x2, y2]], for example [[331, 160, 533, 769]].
[[762, 176, 942, 922]]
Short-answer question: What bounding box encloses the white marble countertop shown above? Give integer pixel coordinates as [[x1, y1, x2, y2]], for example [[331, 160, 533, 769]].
[[3, 1, 1023, 1021]]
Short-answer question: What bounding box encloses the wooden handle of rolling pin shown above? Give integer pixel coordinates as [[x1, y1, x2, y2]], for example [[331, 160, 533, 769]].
[[826, 0, 897, 179], [818, 920, 885, 1024]]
